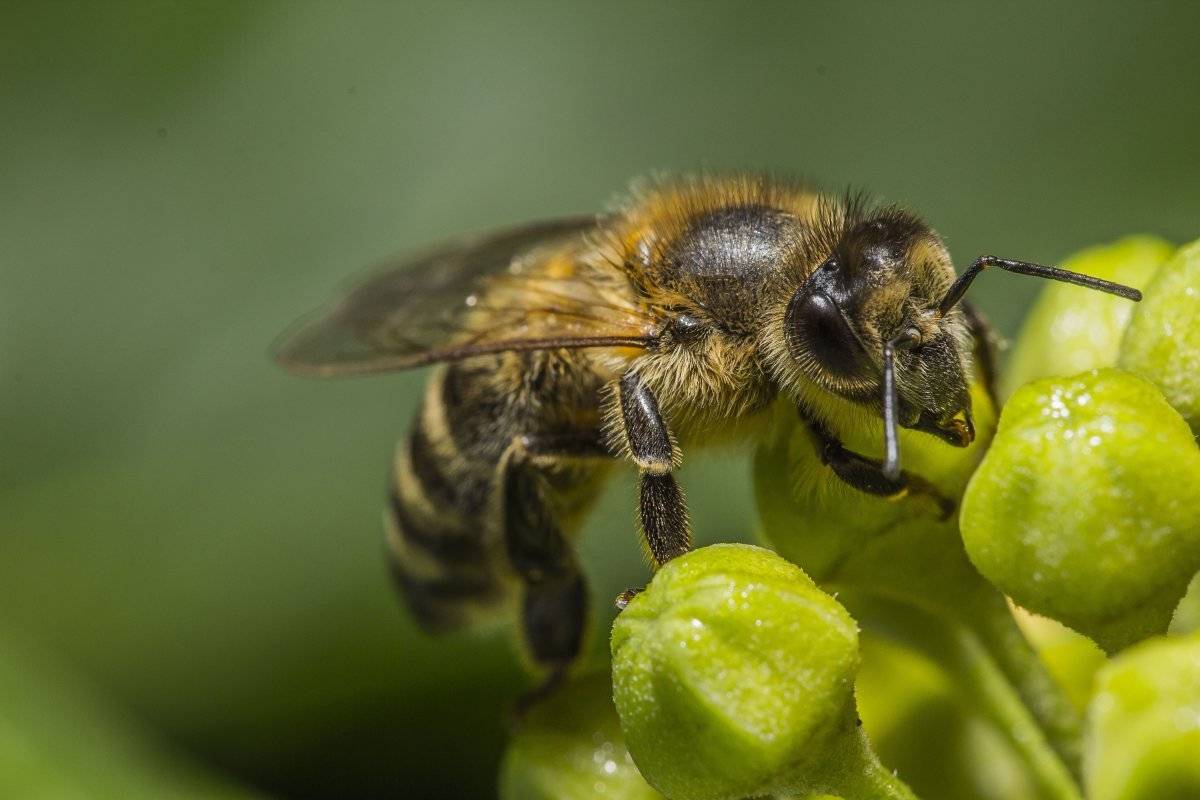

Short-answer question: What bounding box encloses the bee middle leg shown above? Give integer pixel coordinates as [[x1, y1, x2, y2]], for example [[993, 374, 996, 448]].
[[799, 408, 955, 519], [501, 432, 609, 713]]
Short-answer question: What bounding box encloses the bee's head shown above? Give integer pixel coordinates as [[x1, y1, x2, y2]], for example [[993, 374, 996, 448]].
[[776, 202, 1141, 479], [781, 209, 975, 465]]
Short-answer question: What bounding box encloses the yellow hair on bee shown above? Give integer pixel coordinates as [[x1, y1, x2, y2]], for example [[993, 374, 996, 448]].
[[282, 171, 1009, 683]]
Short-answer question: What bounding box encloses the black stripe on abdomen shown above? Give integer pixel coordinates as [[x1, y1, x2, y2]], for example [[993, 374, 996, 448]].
[[387, 484, 484, 565], [386, 379, 508, 631], [385, 482, 504, 633], [386, 551, 498, 634], [406, 423, 460, 510]]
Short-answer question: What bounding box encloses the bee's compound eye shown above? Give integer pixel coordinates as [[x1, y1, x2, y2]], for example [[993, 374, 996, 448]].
[[785, 291, 870, 379]]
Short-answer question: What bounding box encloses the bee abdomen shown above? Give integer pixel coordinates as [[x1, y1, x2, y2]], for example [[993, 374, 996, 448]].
[[386, 366, 511, 632]]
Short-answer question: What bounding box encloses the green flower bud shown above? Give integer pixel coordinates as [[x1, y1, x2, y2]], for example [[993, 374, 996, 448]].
[[499, 671, 663, 800], [961, 369, 1200, 653], [755, 379, 996, 584], [1004, 236, 1173, 398], [611, 544, 914, 800], [1119, 238, 1200, 434], [1084, 632, 1200, 800]]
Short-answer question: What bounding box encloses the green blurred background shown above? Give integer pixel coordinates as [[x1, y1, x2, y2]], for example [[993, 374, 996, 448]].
[[3, 2, 1199, 797]]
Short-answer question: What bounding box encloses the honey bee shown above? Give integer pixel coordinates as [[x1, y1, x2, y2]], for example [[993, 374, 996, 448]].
[[276, 174, 1140, 693]]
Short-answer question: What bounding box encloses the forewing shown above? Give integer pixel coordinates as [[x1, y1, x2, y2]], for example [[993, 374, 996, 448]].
[[275, 217, 656, 376]]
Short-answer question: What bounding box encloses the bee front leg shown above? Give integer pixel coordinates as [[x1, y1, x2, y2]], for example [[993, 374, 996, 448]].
[[618, 372, 692, 569], [800, 408, 956, 519]]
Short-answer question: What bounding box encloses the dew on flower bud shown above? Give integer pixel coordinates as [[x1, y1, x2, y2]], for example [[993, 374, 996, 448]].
[[961, 369, 1200, 653], [610, 544, 877, 800]]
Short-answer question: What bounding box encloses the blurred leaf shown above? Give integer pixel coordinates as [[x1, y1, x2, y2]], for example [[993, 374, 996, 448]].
[[0, 629, 255, 799]]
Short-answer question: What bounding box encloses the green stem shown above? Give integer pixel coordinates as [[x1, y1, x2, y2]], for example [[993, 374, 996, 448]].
[[816, 518, 1085, 782], [778, 711, 920, 800], [831, 728, 921, 800], [959, 591, 1084, 777], [941, 624, 1082, 800], [843, 594, 1083, 800]]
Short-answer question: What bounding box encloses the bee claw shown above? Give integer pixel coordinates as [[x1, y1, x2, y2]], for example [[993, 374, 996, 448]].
[[615, 588, 641, 611]]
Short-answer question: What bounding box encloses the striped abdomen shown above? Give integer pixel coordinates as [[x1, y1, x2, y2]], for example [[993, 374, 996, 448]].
[[386, 354, 610, 633], [386, 361, 511, 631]]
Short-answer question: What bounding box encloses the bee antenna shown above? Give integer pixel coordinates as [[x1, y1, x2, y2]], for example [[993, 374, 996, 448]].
[[882, 331, 919, 481], [937, 255, 1142, 316]]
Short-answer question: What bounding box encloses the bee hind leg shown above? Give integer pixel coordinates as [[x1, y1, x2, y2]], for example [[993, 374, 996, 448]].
[[800, 408, 956, 519], [509, 577, 584, 721]]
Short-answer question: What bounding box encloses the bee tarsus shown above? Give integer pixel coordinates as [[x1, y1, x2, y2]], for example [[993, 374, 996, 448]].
[[637, 473, 692, 566]]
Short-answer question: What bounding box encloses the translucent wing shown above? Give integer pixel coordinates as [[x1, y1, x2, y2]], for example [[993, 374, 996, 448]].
[[274, 217, 658, 377]]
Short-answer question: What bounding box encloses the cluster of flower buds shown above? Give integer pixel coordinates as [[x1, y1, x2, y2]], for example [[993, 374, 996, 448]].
[[963, 237, 1200, 654], [502, 236, 1200, 800], [961, 369, 1200, 652]]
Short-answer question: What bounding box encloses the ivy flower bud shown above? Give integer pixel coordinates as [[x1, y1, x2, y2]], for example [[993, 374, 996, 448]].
[[1084, 632, 1200, 800], [611, 544, 913, 800], [754, 377, 996, 583], [1004, 236, 1172, 397], [1120, 237, 1200, 434], [960, 369, 1200, 653], [499, 671, 663, 800]]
